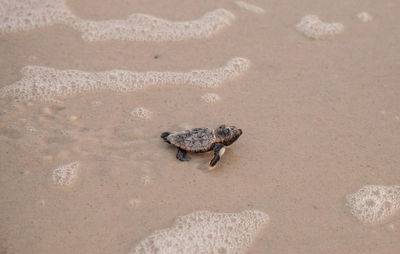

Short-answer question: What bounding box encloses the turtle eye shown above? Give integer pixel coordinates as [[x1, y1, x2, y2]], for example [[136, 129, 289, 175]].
[[219, 124, 226, 129], [223, 129, 230, 135]]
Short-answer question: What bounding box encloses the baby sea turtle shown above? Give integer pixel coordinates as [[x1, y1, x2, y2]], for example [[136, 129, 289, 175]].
[[161, 125, 243, 168]]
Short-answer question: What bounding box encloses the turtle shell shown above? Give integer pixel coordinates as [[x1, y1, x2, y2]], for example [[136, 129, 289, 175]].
[[167, 128, 216, 152]]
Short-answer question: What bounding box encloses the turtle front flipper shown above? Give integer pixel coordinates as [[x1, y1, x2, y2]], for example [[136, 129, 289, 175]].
[[176, 148, 189, 161], [210, 143, 225, 168]]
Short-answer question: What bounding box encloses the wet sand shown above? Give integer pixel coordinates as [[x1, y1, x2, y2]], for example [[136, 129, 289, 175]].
[[1, 0, 400, 253]]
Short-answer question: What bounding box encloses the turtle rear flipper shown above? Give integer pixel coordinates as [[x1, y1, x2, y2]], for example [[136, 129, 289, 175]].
[[161, 132, 171, 144]]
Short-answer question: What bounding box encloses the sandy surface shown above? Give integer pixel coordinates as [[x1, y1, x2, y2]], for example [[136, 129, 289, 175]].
[[1, 0, 400, 253]]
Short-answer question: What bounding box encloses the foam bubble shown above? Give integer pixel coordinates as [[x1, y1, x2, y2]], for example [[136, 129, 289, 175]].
[[91, 100, 103, 106], [128, 199, 141, 208], [72, 8, 235, 42], [346, 185, 400, 224], [25, 124, 37, 132], [296, 15, 344, 39], [0, 0, 76, 33], [131, 210, 269, 254], [357, 12, 373, 22], [235, 1, 265, 14], [0, 1, 234, 41], [140, 175, 151, 185], [201, 93, 220, 103], [0, 57, 250, 101], [51, 161, 79, 186], [131, 107, 152, 120]]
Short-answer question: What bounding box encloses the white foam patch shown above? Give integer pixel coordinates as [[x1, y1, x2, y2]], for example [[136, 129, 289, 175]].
[[51, 161, 78, 186], [0, 0, 75, 33], [131, 107, 152, 120], [357, 12, 373, 22], [346, 185, 400, 224], [140, 175, 151, 185], [0, 1, 234, 41], [131, 210, 269, 254], [72, 9, 235, 42], [201, 93, 220, 103], [128, 198, 141, 208], [235, 1, 265, 14], [0, 57, 250, 101], [296, 15, 344, 39]]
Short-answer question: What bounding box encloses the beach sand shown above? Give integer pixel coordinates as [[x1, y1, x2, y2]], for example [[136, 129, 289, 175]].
[[0, 0, 400, 253]]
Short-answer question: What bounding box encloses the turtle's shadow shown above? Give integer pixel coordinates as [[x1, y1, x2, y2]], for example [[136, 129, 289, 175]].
[[161, 142, 214, 170]]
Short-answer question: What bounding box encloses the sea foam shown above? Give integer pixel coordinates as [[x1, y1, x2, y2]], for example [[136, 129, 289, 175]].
[[235, 1, 265, 14], [296, 15, 344, 39], [131, 107, 152, 120], [357, 12, 372, 22], [0, 57, 250, 101], [201, 93, 220, 103], [0, 0, 234, 41], [72, 9, 235, 42], [131, 210, 269, 254], [346, 185, 400, 224], [0, 0, 75, 32], [51, 161, 79, 186]]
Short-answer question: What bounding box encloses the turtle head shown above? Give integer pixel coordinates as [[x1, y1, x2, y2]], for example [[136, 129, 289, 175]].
[[215, 125, 243, 146]]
